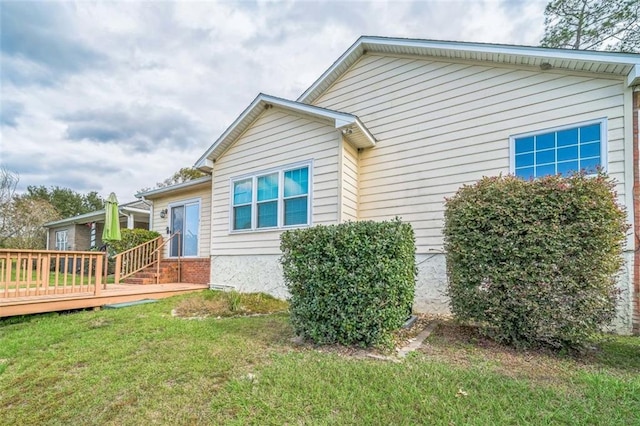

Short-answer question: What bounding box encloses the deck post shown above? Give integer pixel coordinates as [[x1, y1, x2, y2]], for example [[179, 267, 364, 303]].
[[94, 254, 103, 296], [114, 252, 121, 285]]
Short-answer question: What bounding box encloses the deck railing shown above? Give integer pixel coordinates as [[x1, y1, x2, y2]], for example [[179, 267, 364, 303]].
[[113, 233, 183, 285], [113, 236, 162, 284], [0, 249, 103, 298]]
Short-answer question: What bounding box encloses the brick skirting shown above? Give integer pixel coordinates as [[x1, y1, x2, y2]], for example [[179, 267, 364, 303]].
[[162, 258, 211, 285]]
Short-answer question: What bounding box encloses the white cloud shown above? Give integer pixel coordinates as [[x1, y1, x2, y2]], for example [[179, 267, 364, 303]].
[[1, 0, 549, 204]]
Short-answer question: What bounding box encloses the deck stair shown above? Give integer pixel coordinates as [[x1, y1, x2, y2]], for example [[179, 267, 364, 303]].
[[123, 261, 178, 285]]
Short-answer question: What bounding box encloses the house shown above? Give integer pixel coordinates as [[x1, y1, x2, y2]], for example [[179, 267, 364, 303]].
[[138, 36, 640, 334], [44, 199, 150, 251]]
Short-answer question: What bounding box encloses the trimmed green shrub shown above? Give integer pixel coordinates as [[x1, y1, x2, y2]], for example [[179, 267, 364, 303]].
[[104, 228, 161, 253], [280, 219, 416, 347], [443, 172, 629, 350]]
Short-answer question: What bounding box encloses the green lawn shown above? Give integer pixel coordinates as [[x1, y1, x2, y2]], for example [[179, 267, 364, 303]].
[[1, 292, 638, 425]]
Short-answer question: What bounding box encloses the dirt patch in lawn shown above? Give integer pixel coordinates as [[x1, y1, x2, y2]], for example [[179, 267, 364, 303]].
[[288, 314, 444, 360], [420, 321, 607, 386], [172, 291, 288, 319]]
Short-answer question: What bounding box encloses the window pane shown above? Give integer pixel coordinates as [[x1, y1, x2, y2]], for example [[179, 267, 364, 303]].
[[257, 201, 277, 228], [233, 205, 251, 230], [580, 157, 600, 174], [233, 179, 252, 205], [557, 160, 579, 176], [535, 149, 555, 165], [515, 167, 534, 180], [515, 136, 534, 153], [535, 163, 556, 177], [536, 133, 555, 150], [580, 141, 600, 158], [184, 204, 199, 256], [170, 206, 184, 257], [515, 152, 533, 168], [557, 145, 578, 162], [557, 128, 578, 147], [284, 167, 309, 197], [580, 124, 600, 143], [258, 173, 278, 201], [284, 197, 308, 226]]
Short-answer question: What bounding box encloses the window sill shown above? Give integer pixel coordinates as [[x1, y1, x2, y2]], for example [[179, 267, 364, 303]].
[[229, 223, 310, 235]]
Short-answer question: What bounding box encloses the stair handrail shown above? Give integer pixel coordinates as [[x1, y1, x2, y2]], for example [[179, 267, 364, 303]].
[[149, 232, 181, 285], [113, 236, 162, 284]]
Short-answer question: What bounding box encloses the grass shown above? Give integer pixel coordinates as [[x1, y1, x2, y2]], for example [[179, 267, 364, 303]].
[[1, 291, 638, 425]]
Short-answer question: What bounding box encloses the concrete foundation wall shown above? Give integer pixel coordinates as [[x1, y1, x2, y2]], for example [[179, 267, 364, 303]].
[[210, 251, 634, 334]]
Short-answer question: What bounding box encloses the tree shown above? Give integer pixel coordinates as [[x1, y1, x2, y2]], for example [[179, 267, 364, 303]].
[[23, 186, 104, 218], [540, 0, 640, 52], [2, 198, 60, 249], [138, 167, 206, 193], [0, 168, 61, 249], [157, 167, 206, 187], [0, 167, 19, 246]]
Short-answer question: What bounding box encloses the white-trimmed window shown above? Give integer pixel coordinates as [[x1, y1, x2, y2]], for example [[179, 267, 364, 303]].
[[55, 230, 68, 251], [231, 162, 311, 231], [510, 119, 607, 179]]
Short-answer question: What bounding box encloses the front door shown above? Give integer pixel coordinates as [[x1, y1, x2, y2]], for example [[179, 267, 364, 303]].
[[170, 201, 199, 257]]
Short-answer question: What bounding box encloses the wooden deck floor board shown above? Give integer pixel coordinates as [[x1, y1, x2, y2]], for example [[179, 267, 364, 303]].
[[0, 283, 209, 317]]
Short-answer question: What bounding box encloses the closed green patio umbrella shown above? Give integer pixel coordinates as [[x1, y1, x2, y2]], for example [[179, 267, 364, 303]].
[[102, 192, 122, 242]]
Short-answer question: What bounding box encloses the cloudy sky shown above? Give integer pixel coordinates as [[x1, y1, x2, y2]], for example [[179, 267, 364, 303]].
[[1, 0, 548, 203]]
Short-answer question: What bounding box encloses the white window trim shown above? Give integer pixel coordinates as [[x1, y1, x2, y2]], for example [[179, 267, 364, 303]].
[[509, 118, 608, 177], [229, 160, 313, 233], [168, 197, 201, 258], [55, 229, 68, 251]]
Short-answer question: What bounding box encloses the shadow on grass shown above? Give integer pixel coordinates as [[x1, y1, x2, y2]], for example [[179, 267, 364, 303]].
[[584, 336, 640, 373], [425, 321, 640, 378]]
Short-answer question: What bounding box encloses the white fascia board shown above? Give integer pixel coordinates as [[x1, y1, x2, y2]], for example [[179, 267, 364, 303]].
[[299, 36, 640, 103], [628, 64, 640, 87], [120, 206, 151, 216], [194, 94, 265, 168], [298, 37, 364, 103], [136, 176, 212, 199], [362, 36, 640, 65], [43, 211, 106, 227], [353, 118, 377, 146]]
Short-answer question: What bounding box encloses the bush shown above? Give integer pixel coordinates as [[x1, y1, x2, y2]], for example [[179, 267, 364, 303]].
[[443, 172, 629, 350], [280, 219, 416, 347], [104, 228, 161, 254]]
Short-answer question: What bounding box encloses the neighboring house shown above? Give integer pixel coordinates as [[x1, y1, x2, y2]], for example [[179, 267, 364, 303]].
[[44, 199, 150, 251], [139, 36, 640, 334]]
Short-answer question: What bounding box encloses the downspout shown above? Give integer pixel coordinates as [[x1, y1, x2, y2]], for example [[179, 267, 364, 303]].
[[633, 88, 640, 334]]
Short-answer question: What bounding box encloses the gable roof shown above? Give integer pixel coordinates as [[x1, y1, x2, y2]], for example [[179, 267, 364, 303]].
[[298, 36, 640, 104], [194, 93, 375, 171]]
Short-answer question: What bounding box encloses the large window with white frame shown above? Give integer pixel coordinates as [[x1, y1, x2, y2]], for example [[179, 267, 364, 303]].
[[55, 230, 68, 251], [511, 119, 606, 180], [231, 162, 311, 231]]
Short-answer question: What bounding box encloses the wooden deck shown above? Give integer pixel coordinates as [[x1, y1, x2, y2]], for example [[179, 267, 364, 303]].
[[0, 283, 209, 317]]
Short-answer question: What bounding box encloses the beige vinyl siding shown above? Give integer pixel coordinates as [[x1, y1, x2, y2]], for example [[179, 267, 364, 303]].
[[150, 186, 212, 258], [312, 54, 628, 253], [211, 107, 341, 255], [341, 139, 359, 222]]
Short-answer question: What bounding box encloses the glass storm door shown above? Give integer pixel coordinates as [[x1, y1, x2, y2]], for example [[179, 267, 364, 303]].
[[170, 202, 199, 257]]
